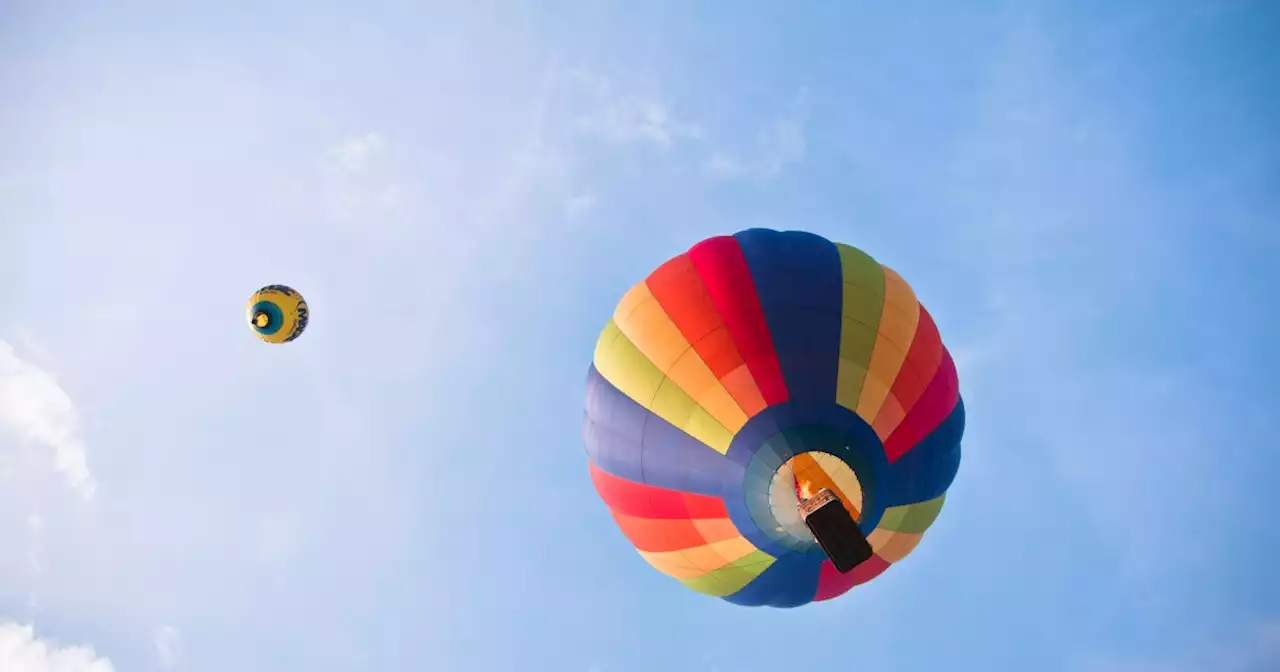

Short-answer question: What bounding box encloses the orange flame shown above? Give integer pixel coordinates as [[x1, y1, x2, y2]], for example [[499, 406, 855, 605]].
[[797, 478, 814, 500]]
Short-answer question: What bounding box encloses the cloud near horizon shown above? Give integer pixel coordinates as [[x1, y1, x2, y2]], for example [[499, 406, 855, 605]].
[[0, 622, 115, 672], [0, 341, 95, 501]]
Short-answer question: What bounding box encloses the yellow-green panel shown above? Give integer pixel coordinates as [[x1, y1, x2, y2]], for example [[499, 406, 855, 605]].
[[593, 320, 666, 403], [650, 378, 734, 453], [835, 244, 886, 411], [679, 551, 776, 597], [877, 494, 946, 534]]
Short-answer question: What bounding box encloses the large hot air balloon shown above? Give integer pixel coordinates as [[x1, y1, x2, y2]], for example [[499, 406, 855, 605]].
[[247, 285, 309, 344], [582, 229, 963, 607]]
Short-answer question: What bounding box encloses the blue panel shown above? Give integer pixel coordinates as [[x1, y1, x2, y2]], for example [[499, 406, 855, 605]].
[[744, 450, 780, 492], [722, 551, 824, 607], [251, 301, 284, 335], [722, 490, 793, 558], [581, 413, 644, 483], [744, 486, 777, 539], [879, 397, 965, 506], [582, 366, 744, 497], [734, 229, 843, 406], [725, 407, 784, 467], [582, 367, 645, 478]]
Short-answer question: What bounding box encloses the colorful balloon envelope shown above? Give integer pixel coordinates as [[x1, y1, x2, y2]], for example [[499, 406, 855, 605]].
[[247, 285, 309, 344], [582, 229, 963, 607]]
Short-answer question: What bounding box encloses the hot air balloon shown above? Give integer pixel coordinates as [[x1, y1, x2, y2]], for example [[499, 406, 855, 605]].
[[582, 229, 963, 607], [246, 285, 309, 344]]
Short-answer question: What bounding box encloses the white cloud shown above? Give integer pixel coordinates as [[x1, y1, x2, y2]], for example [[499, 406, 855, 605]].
[[0, 622, 114, 672], [0, 341, 95, 501], [701, 153, 751, 178], [703, 88, 810, 181], [567, 70, 703, 150], [561, 69, 811, 183], [153, 625, 182, 669], [327, 132, 387, 174], [581, 99, 702, 148], [321, 131, 406, 221]]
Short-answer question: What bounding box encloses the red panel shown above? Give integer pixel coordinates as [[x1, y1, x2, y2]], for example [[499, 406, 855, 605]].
[[610, 511, 720, 552], [688, 236, 789, 406], [682, 492, 731, 519], [645, 254, 749, 382], [884, 347, 960, 462], [880, 305, 943, 423], [588, 462, 729, 520], [812, 555, 891, 602]]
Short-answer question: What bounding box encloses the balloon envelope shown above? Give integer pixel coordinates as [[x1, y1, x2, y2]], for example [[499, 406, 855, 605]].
[[247, 285, 309, 344], [582, 229, 963, 607]]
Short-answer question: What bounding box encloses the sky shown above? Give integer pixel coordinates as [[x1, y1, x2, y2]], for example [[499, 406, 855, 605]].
[[1, 0, 1278, 670]]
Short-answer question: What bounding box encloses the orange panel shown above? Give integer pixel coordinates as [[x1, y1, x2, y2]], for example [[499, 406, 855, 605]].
[[610, 511, 715, 553]]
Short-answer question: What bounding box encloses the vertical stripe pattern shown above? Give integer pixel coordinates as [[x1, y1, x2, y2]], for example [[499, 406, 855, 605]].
[[584, 229, 965, 607]]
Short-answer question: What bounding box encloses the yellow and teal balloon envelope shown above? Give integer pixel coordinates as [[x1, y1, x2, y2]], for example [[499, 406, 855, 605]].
[[246, 285, 309, 343]]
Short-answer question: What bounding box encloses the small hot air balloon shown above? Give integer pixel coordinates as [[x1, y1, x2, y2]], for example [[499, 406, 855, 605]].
[[246, 285, 309, 344], [582, 229, 963, 607]]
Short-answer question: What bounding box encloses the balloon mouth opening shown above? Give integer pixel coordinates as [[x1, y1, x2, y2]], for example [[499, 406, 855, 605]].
[[753, 448, 878, 574], [766, 452, 864, 536], [252, 311, 271, 328]]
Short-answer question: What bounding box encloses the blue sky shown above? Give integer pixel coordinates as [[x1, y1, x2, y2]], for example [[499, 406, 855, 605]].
[[1, 0, 1278, 670]]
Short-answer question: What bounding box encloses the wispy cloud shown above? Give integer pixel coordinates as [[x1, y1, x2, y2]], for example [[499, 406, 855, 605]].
[[0, 622, 115, 672], [328, 132, 387, 174], [563, 68, 810, 182], [566, 70, 703, 150], [321, 131, 405, 219], [703, 88, 810, 181], [153, 625, 182, 670], [0, 341, 95, 501]]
